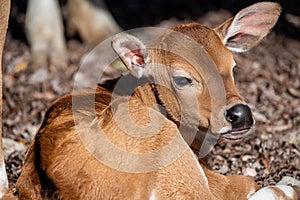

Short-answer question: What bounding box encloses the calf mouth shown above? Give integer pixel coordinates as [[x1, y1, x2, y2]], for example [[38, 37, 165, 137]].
[[220, 127, 252, 141]]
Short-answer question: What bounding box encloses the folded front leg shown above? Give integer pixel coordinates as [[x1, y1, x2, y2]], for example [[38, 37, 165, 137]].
[[249, 185, 298, 200], [202, 164, 259, 200]]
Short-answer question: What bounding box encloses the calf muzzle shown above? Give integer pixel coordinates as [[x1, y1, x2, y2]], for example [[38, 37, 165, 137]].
[[222, 104, 254, 140]]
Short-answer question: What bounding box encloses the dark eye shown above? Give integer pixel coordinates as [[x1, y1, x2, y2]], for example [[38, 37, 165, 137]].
[[173, 76, 192, 87]]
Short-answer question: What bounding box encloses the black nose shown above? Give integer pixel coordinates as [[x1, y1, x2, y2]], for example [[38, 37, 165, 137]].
[[225, 104, 254, 129]]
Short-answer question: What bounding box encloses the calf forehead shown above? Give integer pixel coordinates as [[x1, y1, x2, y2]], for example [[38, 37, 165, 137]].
[[163, 23, 234, 74]]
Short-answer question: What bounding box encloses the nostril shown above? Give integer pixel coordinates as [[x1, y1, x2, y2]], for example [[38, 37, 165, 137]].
[[225, 104, 253, 128], [225, 109, 240, 123]]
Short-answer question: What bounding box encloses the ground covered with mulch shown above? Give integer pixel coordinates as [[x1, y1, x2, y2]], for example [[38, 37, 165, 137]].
[[2, 5, 300, 193]]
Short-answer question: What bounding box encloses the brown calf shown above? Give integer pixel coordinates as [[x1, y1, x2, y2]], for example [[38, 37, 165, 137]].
[[3, 2, 299, 200]]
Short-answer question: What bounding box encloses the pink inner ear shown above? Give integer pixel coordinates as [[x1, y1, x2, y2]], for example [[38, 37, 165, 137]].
[[125, 50, 144, 66], [236, 12, 278, 37], [238, 24, 271, 37]]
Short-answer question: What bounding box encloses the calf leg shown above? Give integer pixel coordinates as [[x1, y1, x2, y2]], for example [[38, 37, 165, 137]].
[[25, 0, 67, 69], [249, 185, 298, 200], [202, 164, 259, 200], [248, 177, 300, 200], [67, 0, 122, 45], [203, 164, 299, 200]]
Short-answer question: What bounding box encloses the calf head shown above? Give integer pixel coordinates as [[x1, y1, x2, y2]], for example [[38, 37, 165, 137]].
[[112, 2, 281, 151]]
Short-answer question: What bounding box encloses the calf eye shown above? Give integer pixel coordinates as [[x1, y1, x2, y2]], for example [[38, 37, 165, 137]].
[[173, 76, 192, 87]]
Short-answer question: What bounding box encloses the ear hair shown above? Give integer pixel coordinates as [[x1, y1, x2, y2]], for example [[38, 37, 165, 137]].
[[215, 2, 281, 52], [112, 33, 149, 78]]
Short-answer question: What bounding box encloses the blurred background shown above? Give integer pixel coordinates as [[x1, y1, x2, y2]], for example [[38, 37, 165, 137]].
[[8, 0, 300, 41]]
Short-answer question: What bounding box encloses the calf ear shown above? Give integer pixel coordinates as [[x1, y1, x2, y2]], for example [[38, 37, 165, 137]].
[[215, 2, 281, 52], [111, 33, 150, 78]]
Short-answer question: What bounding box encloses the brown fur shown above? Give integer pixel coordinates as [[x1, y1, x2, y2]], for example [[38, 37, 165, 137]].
[[15, 86, 215, 199], [149, 23, 242, 134], [14, 85, 257, 199]]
